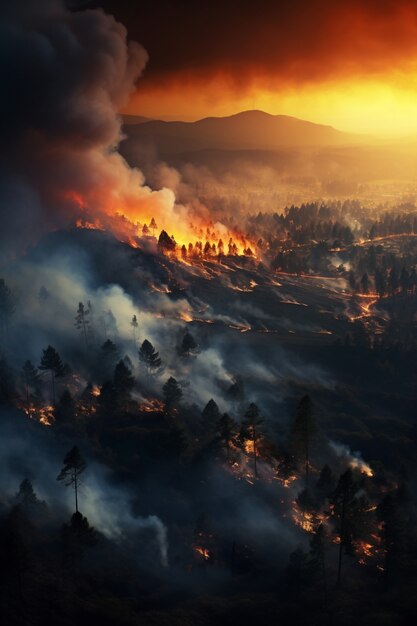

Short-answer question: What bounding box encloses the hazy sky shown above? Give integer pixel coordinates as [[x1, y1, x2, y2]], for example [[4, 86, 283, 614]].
[[91, 1, 417, 133]]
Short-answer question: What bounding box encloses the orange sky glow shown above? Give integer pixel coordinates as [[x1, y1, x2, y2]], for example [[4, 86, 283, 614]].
[[109, 0, 417, 135]]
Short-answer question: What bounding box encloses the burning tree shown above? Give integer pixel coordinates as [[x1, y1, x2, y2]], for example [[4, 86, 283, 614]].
[[57, 446, 87, 514]]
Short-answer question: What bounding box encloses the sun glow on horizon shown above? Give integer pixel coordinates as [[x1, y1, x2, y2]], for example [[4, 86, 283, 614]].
[[126, 72, 417, 136]]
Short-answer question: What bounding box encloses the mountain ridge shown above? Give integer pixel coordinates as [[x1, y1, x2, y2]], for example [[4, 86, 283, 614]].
[[122, 109, 366, 154]]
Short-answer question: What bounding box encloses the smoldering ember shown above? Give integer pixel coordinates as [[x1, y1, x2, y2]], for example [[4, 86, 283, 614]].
[[1, 1, 417, 625]]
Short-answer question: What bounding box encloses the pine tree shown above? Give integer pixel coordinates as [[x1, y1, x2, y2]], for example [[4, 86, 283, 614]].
[[14, 479, 46, 518], [216, 413, 237, 462], [158, 230, 176, 252], [131, 314, 139, 348], [289, 395, 317, 487], [241, 403, 264, 478], [328, 469, 367, 585], [98, 339, 120, 381], [57, 446, 87, 513], [180, 332, 198, 357], [55, 389, 76, 425], [202, 399, 221, 431], [139, 339, 162, 375], [39, 345, 65, 405], [21, 360, 41, 409], [149, 217, 158, 236], [113, 360, 135, 410], [74, 301, 90, 349], [163, 377, 182, 412]]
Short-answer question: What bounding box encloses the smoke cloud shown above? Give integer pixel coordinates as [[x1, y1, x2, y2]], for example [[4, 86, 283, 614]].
[[0, 0, 180, 255]]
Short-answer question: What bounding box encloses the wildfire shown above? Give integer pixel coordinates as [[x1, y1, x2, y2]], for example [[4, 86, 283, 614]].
[[138, 398, 165, 413], [194, 546, 211, 560], [349, 459, 373, 477], [179, 311, 194, 322], [20, 402, 54, 426]]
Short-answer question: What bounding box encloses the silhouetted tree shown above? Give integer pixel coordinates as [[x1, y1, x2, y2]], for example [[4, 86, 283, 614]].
[[139, 339, 162, 375], [21, 360, 41, 410], [113, 359, 135, 410], [216, 413, 237, 462], [241, 403, 264, 478], [329, 469, 368, 585], [54, 389, 76, 426], [377, 487, 415, 582], [149, 217, 158, 236], [289, 395, 317, 487], [98, 339, 120, 381], [97, 380, 117, 413], [74, 301, 90, 349], [39, 345, 65, 405], [14, 479, 46, 519], [131, 314, 139, 348], [163, 377, 182, 411], [57, 446, 87, 513], [180, 332, 197, 357], [158, 230, 176, 252], [202, 399, 221, 430]]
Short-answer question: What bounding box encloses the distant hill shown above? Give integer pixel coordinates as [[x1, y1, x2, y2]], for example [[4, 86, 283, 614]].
[[122, 114, 152, 125], [122, 110, 362, 154]]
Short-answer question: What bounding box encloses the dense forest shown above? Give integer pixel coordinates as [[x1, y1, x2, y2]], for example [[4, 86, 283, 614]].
[[1, 217, 417, 624]]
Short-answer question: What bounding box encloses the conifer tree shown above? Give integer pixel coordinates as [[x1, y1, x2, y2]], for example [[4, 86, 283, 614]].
[[289, 395, 317, 487], [163, 377, 182, 411], [139, 339, 162, 375], [57, 446, 87, 513], [216, 413, 237, 462], [241, 403, 264, 478], [39, 345, 65, 405]]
